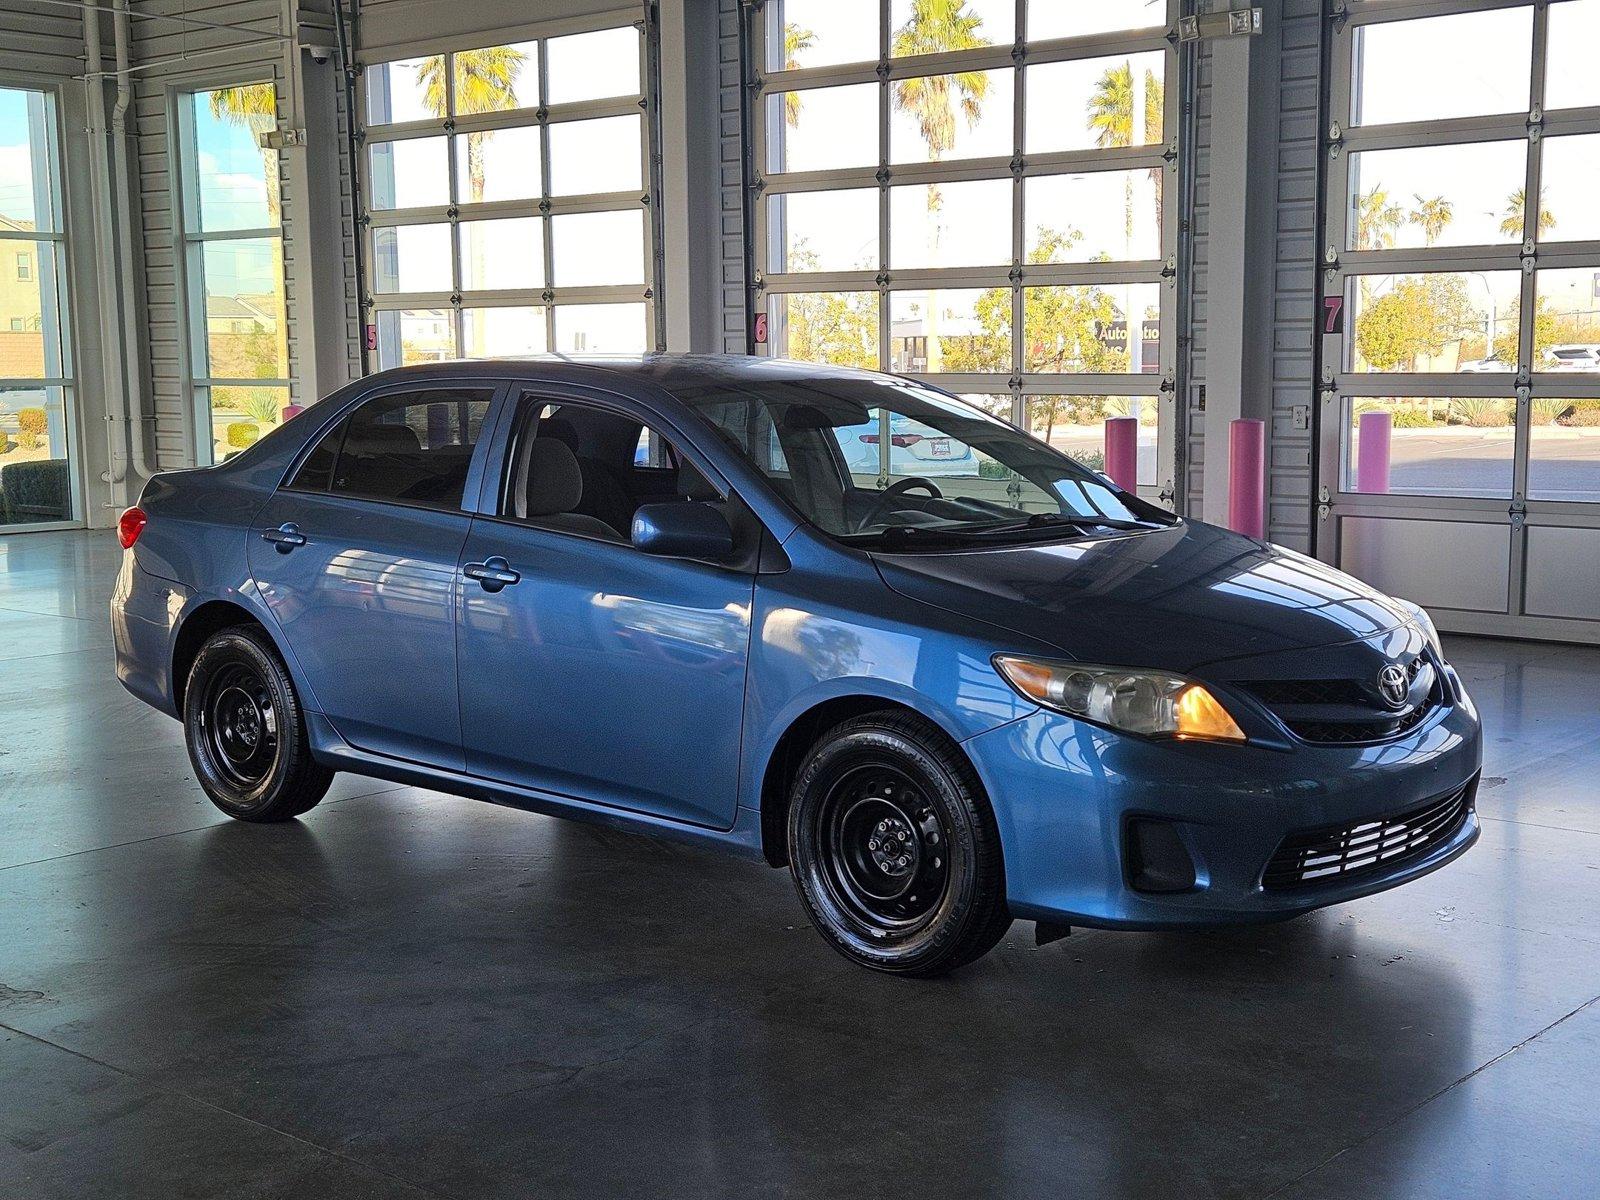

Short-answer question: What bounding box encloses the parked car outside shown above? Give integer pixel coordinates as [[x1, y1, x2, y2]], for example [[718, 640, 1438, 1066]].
[[112, 356, 1482, 975]]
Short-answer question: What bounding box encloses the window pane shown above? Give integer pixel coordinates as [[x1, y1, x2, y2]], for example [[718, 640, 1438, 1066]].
[[462, 306, 548, 357], [366, 57, 441, 125], [1027, 170, 1162, 262], [552, 302, 648, 353], [768, 292, 880, 367], [551, 210, 644, 288], [372, 224, 453, 294], [368, 138, 449, 210], [208, 385, 289, 462], [890, 288, 1010, 373], [1344, 399, 1514, 498], [198, 239, 287, 379], [0, 87, 59, 232], [190, 85, 279, 231], [1534, 269, 1600, 372], [959, 394, 1016, 422], [1529, 400, 1600, 502], [547, 27, 641, 103], [0, 240, 64, 378], [765, 83, 878, 174], [459, 218, 543, 292], [1026, 53, 1165, 155], [376, 309, 455, 369], [548, 115, 642, 195], [767, 189, 878, 273], [766, 0, 878, 72], [1546, 0, 1600, 111], [1540, 135, 1600, 244], [890, 178, 1011, 268], [0, 384, 72, 524], [1346, 141, 1526, 250], [451, 42, 536, 115], [892, 0, 1014, 53], [1023, 283, 1160, 373], [1030, 0, 1167, 39], [455, 127, 541, 203], [1027, 395, 1158, 485], [1351, 9, 1531, 126], [1348, 271, 1521, 373], [330, 389, 495, 510], [890, 69, 1013, 163]]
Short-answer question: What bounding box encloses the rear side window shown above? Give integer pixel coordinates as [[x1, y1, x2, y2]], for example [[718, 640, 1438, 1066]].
[[288, 388, 494, 510]]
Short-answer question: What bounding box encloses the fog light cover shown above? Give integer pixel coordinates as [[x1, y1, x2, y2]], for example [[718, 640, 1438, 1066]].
[[1126, 819, 1197, 894]]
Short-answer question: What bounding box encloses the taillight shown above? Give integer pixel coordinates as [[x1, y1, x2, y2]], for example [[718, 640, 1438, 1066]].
[[117, 506, 147, 549]]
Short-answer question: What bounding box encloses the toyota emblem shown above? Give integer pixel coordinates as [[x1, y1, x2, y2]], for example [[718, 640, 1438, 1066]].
[[1377, 664, 1409, 709]]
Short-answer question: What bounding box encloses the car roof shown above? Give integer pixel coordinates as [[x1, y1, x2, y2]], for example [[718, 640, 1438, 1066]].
[[354, 353, 894, 397]]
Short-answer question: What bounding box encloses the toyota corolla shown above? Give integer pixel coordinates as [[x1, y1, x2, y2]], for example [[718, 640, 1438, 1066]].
[[111, 356, 1482, 975]]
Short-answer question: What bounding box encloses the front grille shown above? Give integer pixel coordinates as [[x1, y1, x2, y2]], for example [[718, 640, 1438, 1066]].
[[1239, 655, 1438, 745], [1261, 778, 1475, 891]]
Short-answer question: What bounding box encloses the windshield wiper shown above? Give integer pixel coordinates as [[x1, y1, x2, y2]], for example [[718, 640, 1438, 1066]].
[[963, 512, 1153, 537]]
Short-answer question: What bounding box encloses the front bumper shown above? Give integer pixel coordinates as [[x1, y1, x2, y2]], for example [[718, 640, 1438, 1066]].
[[965, 672, 1483, 929]]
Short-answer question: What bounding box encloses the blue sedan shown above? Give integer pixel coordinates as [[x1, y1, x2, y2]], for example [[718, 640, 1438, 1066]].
[[111, 356, 1482, 975]]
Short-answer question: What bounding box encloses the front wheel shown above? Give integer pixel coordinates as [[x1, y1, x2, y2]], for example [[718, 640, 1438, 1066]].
[[787, 712, 1011, 976], [183, 626, 333, 822]]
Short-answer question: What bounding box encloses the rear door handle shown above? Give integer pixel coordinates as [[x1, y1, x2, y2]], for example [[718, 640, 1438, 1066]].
[[463, 556, 520, 592], [262, 522, 307, 552]]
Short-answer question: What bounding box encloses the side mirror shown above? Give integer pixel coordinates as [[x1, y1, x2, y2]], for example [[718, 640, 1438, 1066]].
[[631, 501, 734, 560]]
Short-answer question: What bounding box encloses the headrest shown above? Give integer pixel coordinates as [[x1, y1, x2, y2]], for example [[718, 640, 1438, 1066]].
[[347, 423, 421, 455], [523, 437, 584, 517], [538, 416, 581, 450], [679, 461, 719, 502]]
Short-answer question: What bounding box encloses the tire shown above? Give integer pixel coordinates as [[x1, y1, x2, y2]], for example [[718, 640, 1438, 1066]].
[[787, 711, 1011, 977], [183, 625, 333, 822]]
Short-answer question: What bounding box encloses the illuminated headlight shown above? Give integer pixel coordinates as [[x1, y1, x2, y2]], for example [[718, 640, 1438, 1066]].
[[1396, 598, 1445, 662], [993, 656, 1247, 742]]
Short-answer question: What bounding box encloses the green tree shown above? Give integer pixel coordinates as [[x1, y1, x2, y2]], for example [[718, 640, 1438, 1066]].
[[1499, 187, 1556, 241], [782, 24, 816, 126], [1354, 185, 1404, 250], [891, 1, 991, 372], [1409, 194, 1453, 247], [207, 83, 280, 220], [415, 47, 528, 202], [780, 242, 878, 367], [1353, 275, 1476, 371], [1088, 60, 1164, 312]]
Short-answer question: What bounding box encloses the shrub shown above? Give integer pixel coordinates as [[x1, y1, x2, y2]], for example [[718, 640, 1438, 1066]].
[[17, 406, 46, 449], [978, 459, 1013, 480], [0, 431, 12, 454], [226, 422, 260, 449], [1069, 449, 1106, 473], [1391, 409, 1437, 429], [1532, 400, 1573, 426], [1449, 398, 1509, 428], [1562, 402, 1600, 428]]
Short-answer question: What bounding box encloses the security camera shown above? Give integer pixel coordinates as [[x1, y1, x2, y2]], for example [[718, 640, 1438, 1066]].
[[304, 43, 336, 64]]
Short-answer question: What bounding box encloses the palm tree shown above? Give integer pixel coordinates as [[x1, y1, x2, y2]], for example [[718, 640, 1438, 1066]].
[[1354, 185, 1404, 250], [1499, 187, 1556, 241], [1087, 62, 1165, 254], [783, 24, 817, 127], [414, 47, 528, 203], [207, 83, 281, 220], [1409, 194, 1454, 247], [891, 0, 990, 371]]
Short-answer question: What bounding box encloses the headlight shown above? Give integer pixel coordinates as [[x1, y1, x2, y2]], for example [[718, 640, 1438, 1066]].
[[993, 656, 1246, 742], [1396, 598, 1445, 661]]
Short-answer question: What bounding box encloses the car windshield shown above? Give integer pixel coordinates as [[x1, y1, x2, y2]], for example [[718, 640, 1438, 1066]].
[[678, 375, 1174, 547]]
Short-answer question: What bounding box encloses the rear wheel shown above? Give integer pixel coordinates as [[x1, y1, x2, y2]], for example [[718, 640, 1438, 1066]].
[[183, 626, 332, 822], [787, 712, 1010, 976]]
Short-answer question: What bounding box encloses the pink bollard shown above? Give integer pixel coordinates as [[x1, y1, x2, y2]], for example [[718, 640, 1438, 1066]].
[[1356, 410, 1392, 494], [1227, 418, 1266, 539], [1103, 416, 1138, 491], [281, 403, 305, 422]]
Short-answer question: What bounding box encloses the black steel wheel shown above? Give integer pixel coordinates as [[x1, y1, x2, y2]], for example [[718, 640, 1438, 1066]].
[[183, 625, 333, 821], [788, 711, 1010, 976]]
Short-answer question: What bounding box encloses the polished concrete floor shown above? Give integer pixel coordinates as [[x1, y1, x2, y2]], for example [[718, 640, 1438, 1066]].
[[2, 529, 1597, 1200]]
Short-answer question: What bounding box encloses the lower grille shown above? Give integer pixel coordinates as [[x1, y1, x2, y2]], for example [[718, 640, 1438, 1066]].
[[1262, 777, 1475, 891]]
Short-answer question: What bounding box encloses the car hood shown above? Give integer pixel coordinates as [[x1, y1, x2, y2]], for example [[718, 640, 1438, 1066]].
[[870, 520, 1415, 674]]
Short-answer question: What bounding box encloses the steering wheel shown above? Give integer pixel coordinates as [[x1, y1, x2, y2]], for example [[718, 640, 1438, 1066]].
[[857, 476, 943, 531]]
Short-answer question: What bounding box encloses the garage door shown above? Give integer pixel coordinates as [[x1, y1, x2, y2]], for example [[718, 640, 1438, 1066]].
[[1316, 0, 1600, 642]]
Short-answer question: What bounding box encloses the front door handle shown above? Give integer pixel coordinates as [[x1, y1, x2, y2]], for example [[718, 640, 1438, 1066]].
[[262, 522, 307, 553], [463, 556, 521, 592]]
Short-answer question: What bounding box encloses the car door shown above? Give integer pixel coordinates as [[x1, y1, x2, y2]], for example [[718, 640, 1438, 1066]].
[[248, 382, 502, 769], [455, 386, 755, 828]]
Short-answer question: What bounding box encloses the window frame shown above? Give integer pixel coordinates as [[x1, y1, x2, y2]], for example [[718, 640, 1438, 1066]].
[[746, 1, 1181, 499], [170, 78, 292, 467], [359, 14, 663, 366]]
